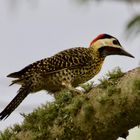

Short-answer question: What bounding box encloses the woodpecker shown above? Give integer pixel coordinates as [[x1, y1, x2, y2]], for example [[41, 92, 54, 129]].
[[0, 34, 134, 120]]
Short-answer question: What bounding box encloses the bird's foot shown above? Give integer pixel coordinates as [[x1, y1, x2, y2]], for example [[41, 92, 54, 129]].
[[68, 87, 83, 95], [61, 81, 83, 95]]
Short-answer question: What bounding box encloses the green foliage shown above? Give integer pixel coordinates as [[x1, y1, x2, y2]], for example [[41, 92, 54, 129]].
[[75, 0, 140, 38], [97, 67, 124, 103], [133, 78, 140, 94], [82, 102, 94, 121], [80, 81, 94, 93], [0, 129, 16, 140], [0, 67, 137, 140], [99, 67, 124, 89], [126, 15, 140, 38], [68, 96, 84, 116], [0, 91, 86, 140], [107, 67, 124, 79], [107, 86, 120, 96]]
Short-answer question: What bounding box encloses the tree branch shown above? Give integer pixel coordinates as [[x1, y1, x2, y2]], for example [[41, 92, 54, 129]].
[[0, 67, 140, 140]]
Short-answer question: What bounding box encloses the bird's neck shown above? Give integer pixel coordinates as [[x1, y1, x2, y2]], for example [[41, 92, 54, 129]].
[[89, 46, 105, 61]]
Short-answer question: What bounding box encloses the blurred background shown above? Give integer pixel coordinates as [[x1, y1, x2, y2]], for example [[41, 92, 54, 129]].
[[0, 0, 139, 139]]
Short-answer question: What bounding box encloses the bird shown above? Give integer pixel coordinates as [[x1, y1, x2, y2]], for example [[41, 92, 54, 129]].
[[0, 34, 134, 120]]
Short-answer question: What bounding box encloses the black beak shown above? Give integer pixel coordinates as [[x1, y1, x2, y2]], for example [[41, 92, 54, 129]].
[[120, 49, 135, 58], [98, 46, 135, 58]]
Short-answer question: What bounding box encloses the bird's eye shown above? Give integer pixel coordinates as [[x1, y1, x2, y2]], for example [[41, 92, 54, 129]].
[[113, 40, 120, 45]]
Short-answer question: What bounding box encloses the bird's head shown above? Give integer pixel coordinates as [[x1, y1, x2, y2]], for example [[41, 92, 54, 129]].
[[90, 34, 134, 58]]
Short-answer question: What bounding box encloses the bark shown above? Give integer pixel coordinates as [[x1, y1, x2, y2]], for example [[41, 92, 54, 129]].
[[77, 67, 140, 140], [1, 67, 140, 140]]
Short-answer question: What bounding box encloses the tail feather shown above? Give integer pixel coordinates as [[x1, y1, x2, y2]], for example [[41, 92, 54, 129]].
[[0, 85, 30, 120], [9, 79, 23, 86]]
